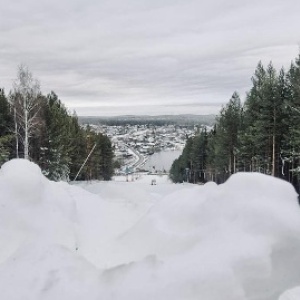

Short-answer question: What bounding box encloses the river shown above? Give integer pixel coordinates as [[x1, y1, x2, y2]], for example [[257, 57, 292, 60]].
[[143, 150, 182, 172]]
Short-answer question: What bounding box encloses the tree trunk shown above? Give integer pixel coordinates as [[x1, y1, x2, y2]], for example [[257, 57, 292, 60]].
[[271, 107, 276, 176], [271, 133, 276, 176], [14, 107, 19, 158], [24, 105, 29, 160]]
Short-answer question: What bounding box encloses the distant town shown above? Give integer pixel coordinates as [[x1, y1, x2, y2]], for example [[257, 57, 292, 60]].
[[80, 114, 216, 174]]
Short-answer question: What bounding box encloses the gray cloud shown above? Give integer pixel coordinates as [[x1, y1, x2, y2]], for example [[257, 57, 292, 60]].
[[0, 0, 300, 115]]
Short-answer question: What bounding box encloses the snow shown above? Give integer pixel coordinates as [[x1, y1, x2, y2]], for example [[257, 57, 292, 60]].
[[279, 287, 300, 300], [1, 159, 300, 300]]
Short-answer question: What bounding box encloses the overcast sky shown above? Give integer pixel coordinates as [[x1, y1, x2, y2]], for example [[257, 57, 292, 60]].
[[1, 0, 300, 116]]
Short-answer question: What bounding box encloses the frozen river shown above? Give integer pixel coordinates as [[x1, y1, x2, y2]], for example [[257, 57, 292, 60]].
[[143, 149, 182, 172]]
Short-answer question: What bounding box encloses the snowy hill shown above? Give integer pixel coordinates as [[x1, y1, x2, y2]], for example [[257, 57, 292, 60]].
[[1, 159, 300, 300]]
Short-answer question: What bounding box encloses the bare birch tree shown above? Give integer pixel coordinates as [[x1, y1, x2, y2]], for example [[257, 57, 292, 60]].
[[10, 65, 41, 160]]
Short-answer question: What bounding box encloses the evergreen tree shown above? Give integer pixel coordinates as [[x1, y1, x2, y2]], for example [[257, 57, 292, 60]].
[[212, 92, 242, 179], [191, 127, 208, 183], [242, 62, 268, 173], [0, 88, 13, 136], [281, 54, 300, 188], [169, 138, 193, 183], [242, 62, 284, 175], [40, 92, 73, 180], [0, 88, 14, 165], [97, 133, 114, 180], [263, 63, 284, 176], [68, 114, 88, 180], [169, 157, 185, 183], [170, 130, 209, 184]]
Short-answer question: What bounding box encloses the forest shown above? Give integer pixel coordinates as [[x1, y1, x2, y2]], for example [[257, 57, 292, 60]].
[[0, 66, 114, 181], [170, 54, 300, 193]]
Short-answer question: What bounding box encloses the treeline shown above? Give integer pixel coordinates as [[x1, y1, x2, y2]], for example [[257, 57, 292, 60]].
[[170, 54, 300, 192], [0, 66, 113, 181], [79, 114, 216, 127]]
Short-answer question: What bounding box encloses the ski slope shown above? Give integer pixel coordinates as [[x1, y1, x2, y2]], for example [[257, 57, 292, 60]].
[[1, 159, 300, 300]]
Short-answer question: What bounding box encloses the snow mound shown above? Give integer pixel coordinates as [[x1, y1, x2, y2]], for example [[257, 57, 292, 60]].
[[279, 286, 300, 300], [0, 158, 46, 204], [0, 242, 101, 300], [1, 159, 300, 300]]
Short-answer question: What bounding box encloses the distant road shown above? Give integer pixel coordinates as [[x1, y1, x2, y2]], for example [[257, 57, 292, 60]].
[[125, 145, 145, 169], [131, 148, 145, 168]]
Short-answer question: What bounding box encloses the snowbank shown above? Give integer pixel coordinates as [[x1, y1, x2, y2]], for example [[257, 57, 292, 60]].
[[1, 159, 300, 300], [279, 286, 300, 300]]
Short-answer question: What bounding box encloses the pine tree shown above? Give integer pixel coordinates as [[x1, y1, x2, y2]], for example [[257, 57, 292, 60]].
[[282, 54, 300, 188], [169, 138, 194, 183], [0, 88, 14, 165], [0, 88, 13, 136], [191, 127, 208, 183], [212, 92, 242, 178], [40, 92, 72, 180], [97, 133, 114, 181], [68, 114, 88, 180]]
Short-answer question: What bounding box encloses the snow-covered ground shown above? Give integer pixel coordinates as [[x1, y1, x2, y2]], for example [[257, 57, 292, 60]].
[[1, 159, 300, 300]]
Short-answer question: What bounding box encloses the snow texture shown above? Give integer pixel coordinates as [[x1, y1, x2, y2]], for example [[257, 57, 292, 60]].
[[1, 159, 300, 300], [279, 286, 300, 300]]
